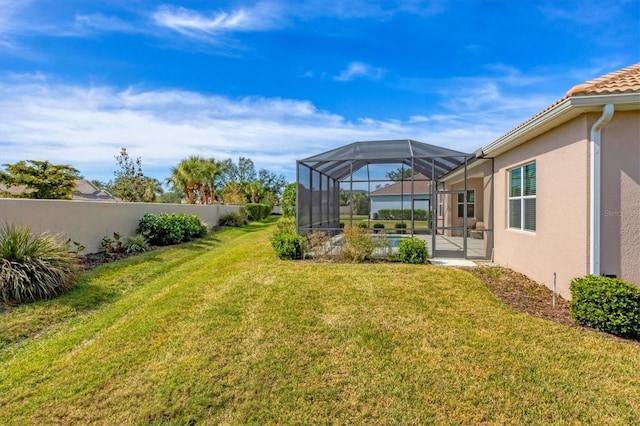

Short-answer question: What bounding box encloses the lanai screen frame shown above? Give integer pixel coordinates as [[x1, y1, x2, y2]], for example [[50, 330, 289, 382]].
[[296, 139, 474, 237]]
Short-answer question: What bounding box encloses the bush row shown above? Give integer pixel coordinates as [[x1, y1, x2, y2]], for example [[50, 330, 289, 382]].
[[375, 209, 432, 221], [137, 213, 207, 246]]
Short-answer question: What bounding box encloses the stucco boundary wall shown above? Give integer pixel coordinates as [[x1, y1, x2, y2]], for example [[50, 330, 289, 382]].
[[0, 199, 243, 254]]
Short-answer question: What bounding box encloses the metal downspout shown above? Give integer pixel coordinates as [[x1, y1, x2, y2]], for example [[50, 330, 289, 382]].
[[590, 104, 614, 276]]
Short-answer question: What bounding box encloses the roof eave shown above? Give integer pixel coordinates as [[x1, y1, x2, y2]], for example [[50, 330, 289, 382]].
[[482, 92, 640, 157]]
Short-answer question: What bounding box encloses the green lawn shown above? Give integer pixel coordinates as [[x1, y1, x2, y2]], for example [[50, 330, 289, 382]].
[[1, 219, 639, 424]]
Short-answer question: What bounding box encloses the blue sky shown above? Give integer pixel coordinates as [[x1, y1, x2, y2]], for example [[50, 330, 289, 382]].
[[1, 0, 638, 184]]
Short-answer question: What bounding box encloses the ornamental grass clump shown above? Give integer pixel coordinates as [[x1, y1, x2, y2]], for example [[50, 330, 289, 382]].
[[0, 224, 77, 304], [341, 225, 373, 262]]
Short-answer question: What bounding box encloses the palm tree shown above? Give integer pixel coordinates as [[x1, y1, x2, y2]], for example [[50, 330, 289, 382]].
[[167, 156, 223, 204], [244, 180, 265, 204]]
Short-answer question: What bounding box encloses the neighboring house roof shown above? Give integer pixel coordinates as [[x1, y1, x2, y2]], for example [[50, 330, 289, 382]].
[[370, 174, 431, 196], [71, 179, 119, 201], [480, 63, 640, 158], [0, 179, 119, 201]]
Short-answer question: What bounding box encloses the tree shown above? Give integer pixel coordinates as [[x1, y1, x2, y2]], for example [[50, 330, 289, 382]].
[[258, 168, 287, 199], [220, 181, 246, 205], [108, 148, 162, 202], [351, 193, 370, 215], [385, 167, 417, 181], [281, 182, 296, 218], [0, 160, 80, 199], [244, 180, 265, 203], [167, 156, 223, 204]]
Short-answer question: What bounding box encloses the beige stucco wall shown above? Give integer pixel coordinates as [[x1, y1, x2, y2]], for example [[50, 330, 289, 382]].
[[492, 115, 591, 299], [0, 199, 242, 254], [600, 110, 640, 287]]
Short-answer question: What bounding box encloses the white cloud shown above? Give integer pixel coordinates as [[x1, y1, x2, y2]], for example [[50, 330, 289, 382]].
[[0, 77, 513, 182], [335, 61, 386, 82], [153, 3, 284, 38], [73, 13, 142, 34]]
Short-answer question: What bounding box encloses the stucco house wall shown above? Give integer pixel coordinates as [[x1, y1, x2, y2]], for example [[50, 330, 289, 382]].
[[492, 115, 591, 299], [600, 110, 640, 285]]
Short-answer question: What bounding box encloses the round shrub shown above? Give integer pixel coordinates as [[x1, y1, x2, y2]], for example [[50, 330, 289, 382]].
[[0, 224, 78, 304], [373, 223, 385, 233], [271, 231, 306, 260], [137, 213, 207, 246], [397, 237, 428, 264], [219, 212, 248, 227], [394, 223, 407, 234], [569, 275, 640, 339]]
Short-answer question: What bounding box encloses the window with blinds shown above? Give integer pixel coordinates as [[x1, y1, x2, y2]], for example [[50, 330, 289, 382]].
[[508, 162, 536, 231]]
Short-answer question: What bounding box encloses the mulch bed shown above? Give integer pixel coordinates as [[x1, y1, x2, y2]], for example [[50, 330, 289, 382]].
[[464, 266, 639, 345], [78, 251, 142, 271], [463, 266, 573, 326]]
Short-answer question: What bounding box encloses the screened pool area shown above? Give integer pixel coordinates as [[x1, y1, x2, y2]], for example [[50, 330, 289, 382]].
[[296, 139, 495, 259]]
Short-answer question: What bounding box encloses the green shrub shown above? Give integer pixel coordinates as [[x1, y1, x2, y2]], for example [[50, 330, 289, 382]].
[[219, 212, 248, 227], [124, 234, 150, 254], [398, 237, 428, 264], [373, 223, 385, 233], [357, 222, 368, 229], [341, 226, 373, 262], [0, 224, 77, 304], [244, 203, 272, 221], [101, 232, 124, 254], [394, 223, 407, 234], [271, 230, 306, 260], [569, 276, 640, 339], [281, 183, 296, 218], [377, 209, 430, 221], [137, 213, 207, 246]]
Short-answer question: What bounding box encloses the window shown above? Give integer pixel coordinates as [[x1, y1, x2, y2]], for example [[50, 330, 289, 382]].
[[457, 190, 475, 218], [438, 194, 444, 217], [508, 162, 536, 231]]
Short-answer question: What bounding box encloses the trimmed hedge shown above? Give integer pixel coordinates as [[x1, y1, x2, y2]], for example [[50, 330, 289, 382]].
[[244, 203, 272, 221], [569, 275, 640, 340], [137, 213, 207, 246], [377, 209, 431, 221], [397, 237, 428, 264]]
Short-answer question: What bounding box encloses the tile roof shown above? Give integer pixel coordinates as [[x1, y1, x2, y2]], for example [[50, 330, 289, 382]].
[[370, 174, 432, 196], [483, 63, 640, 153], [565, 63, 640, 96]]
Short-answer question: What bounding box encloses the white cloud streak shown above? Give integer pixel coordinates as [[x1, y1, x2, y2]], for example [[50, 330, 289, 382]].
[[152, 2, 285, 39], [0, 74, 533, 182], [335, 62, 386, 82]]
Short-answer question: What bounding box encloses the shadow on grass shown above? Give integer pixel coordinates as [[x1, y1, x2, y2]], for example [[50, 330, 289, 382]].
[[0, 221, 279, 347]]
